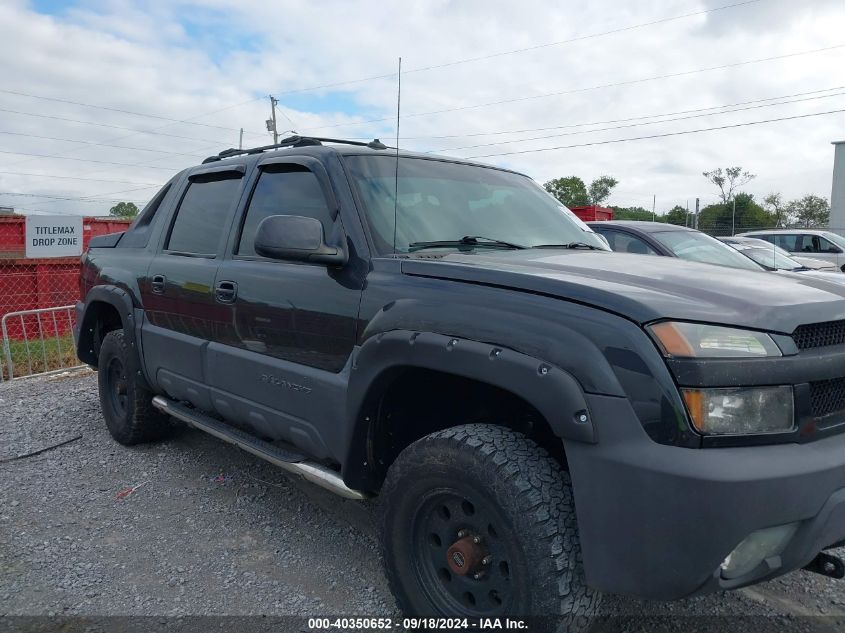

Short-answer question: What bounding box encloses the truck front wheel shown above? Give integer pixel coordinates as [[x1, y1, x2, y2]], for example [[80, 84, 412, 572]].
[[379, 424, 600, 629], [97, 329, 171, 445]]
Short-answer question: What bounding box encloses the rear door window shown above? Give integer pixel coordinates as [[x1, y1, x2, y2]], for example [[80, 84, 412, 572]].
[[772, 234, 799, 251], [166, 176, 243, 256], [611, 232, 658, 255]]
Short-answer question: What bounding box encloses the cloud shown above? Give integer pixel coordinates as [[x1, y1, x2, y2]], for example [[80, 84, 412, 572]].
[[0, 0, 843, 217]]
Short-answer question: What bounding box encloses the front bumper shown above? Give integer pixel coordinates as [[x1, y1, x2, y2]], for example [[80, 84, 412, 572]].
[[566, 393, 845, 600]]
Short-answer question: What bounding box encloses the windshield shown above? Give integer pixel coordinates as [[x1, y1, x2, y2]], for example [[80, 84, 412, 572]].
[[739, 247, 803, 270], [652, 230, 763, 271], [343, 155, 607, 254]]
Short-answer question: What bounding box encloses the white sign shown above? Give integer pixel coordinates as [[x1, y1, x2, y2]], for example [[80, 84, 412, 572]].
[[25, 215, 84, 258]]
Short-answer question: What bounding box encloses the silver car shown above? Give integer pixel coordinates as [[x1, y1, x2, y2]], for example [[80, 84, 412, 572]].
[[719, 236, 839, 272], [738, 229, 845, 271]]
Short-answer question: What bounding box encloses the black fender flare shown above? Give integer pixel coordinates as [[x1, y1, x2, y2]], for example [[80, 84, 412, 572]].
[[75, 285, 137, 366], [342, 330, 596, 489]]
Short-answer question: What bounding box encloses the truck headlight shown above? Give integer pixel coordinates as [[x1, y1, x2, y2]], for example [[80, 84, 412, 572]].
[[682, 386, 794, 435], [649, 322, 781, 358]]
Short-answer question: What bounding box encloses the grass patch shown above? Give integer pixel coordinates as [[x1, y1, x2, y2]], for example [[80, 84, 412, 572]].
[[1, 333, 80, 379]]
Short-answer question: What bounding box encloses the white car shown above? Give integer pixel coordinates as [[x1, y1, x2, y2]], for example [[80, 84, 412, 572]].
[[738, 229, 845, 271], [719, 236, 839, 272]]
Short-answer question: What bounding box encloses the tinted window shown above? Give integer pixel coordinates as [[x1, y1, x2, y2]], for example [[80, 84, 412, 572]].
[[772, 234, 799, 251], [598, 229, 658, 255], [652, 230, 762, 271], [121, 183, 172, 248], [816, 236, 841, 254], [238, 166, 333, 256], [741, 247, 802, 270], [824, 232, 845, 251], [167, 177, 242, 255]]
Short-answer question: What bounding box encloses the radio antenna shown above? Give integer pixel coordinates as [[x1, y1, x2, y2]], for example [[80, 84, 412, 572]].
[[392, 57, 401, 256]]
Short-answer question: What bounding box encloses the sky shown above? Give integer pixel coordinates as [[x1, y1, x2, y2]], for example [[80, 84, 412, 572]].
[[1, 0, 844, 217]]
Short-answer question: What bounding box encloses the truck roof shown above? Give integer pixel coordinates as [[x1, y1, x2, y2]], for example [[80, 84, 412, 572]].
[[196, 135, 527, 177], [587, 220, 693, 233]]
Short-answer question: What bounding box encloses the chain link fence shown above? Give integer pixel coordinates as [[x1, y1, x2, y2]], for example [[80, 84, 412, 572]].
[[0, 260, 82, 381]]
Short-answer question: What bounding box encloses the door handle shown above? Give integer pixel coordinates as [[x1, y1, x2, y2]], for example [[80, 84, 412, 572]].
[[215, 280, 238, 303], [151, 274, 166, 294]]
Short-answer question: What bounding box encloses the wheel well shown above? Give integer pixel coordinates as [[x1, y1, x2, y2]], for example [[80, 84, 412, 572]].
[[361, 367, 567, 488], [79, 301, 123, 366]]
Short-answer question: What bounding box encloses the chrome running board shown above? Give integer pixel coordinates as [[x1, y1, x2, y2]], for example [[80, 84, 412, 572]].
[[151, 395, 367, 500]]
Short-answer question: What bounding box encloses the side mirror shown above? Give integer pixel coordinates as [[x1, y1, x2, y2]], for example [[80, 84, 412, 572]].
[[254, 215, 348, 266]]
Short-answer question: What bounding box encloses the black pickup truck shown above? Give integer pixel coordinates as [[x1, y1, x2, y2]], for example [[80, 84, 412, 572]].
[[75, 136, 845, 627]]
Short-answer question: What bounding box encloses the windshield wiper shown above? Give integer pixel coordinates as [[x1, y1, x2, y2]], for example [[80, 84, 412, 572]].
[[532, 241, 602, 250], [408, 235, 527, 252]]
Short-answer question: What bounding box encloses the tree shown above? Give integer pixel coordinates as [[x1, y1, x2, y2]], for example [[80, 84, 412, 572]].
[[588, 176, 619, 206], [787, 195, 830, 228], [763, 192, 787, 227], [697, 193, 774, 235], [611, 206, 660, 222], [543, 176, 589, 207], [665, 205, 688, 226], [702, 166, 756, 204], [109, 201, 140, 218]]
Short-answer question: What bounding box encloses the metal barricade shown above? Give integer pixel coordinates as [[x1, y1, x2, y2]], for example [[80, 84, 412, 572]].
[[1, 305, 81, 381]]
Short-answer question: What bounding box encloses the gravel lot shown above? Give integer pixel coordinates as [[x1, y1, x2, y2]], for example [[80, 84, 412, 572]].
[[3, 370, 845, 631]]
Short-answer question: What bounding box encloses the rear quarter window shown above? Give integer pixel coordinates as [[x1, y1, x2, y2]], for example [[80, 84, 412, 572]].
[[119, 183, 172, 248], [166, 175, 243, 256]]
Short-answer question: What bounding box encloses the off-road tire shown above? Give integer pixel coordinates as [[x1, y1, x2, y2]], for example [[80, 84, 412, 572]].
[[380, 424, 600, 630], [97, 329, 171, 445]]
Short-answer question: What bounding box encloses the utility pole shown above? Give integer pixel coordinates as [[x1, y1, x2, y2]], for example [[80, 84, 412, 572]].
[[732, 198, 736, 235], [652, 195, 656, 222], [695, 198, 700, 229], [266, 95, 279, 144], [686, 200, 690, 227], [239, 128, 244, 150]]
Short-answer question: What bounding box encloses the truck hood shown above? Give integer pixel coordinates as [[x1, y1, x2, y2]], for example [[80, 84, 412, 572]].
[[401, 250, 845, 333]]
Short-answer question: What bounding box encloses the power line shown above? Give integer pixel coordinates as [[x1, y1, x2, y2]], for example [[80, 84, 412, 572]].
[[0, 191, 149, 204], [0, 1, 768, 177], [0, 170, 161, 186], [384, 85, 845, 141], [302, 43, 845, 131], [0, 130, 217, 157], [0, 88, 266, 136], [3, 182, 159, 212], [272, 0, 766, 97], [0, 107, 237, 145], [463, 107, 845, 158], [439, 89, 845, 152], [0, 148, 189, 171], [7, 187, 157, 209]]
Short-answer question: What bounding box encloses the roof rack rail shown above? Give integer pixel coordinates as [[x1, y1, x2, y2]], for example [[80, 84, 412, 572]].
[[201, 135, 390, 164]]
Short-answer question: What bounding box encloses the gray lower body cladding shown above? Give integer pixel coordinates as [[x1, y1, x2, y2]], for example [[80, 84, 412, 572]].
[[568, 393, 845, 600]]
